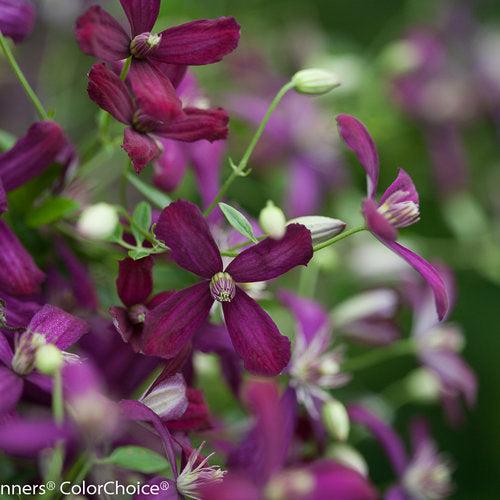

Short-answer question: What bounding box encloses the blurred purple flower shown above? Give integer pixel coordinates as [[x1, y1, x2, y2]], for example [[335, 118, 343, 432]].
[[336, 114, 448, 320], [142, 200, 313, 376], [0, 0, 35, 43]]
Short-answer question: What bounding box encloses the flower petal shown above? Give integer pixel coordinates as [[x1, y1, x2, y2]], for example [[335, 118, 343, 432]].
[[153, 139, 189, 192], [142, 282, 213, 358], [223, 287, 291, 376], [117, 256, 154, 307], [226, 224, 313, 283], [336, 114, 379, 199], [286, 156, 322, 218], [27, 304, 89, 349], [154, 200, 223, 278], [119, 0, 160, 36], [0, 220, 44, 296], [158, 107, 228, 142], [123, 127, 162, 173], [87, 63, 134, 124], [384, 240, 449, 320], [153, 17, 240, 65], [380, 168, 419, 207], [0, 121, 68, 192], [0, 0, 36, 43], [75, 5, 130, 61], [363, 198, 397, 241], [0, 332, 13, 365], [0, 367, 23, 414], [201, 473, 261, 500]]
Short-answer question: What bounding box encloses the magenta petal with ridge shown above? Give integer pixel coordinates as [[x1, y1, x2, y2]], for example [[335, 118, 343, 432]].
[[119, 0, 160, 36]]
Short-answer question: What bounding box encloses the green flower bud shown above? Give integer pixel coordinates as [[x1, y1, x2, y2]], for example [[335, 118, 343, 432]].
[[77, 203, 119, 240], [327, 444, 368, 477], [35, 344, 64, 375], [292, 68, 340, 96], [323, 398, 350, 441], [405, 368, 441, 403], [259, 201, 286, 239]]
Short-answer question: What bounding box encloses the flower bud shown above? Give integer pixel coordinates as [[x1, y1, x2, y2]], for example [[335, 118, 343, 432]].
[[405, 368, 441, 403], [327, 444, 368, 477], [259, 201, 286, 239], [322, 398, 349, 441], [35, 344, 64, 375], [292, 68, 340, 96], [77, 203, 118, 240], [288, 216, 346, 243], [379, 41, 421, 75]]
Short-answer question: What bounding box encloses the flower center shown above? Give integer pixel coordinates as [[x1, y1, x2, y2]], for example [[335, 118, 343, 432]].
[[130, 32, 161, 59], [404, 457, 453, 499], [210, 272, 236, 302], [11, 331, 46, 375], [128, 304, 148, 324], [378, 190, 420, 229]]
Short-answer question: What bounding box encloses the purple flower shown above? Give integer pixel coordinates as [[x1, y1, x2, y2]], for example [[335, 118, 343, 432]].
[[87, 62, 228, 172], [0, 304, 88, 415], [336, 114, 449, 320], [75, 1, 240, 77], [142, 200, 313, 376], [0, 0, 35, 43]]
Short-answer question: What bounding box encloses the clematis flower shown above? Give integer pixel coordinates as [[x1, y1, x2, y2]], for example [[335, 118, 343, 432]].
[[336, 114, 448, 320], [75, 0, 240, 82], [142, 200, 313, 376], [87, 62, 228, 173], [349, 405, 453, 500], [0, 304, 88, 415], [0, 0, 35, 43]]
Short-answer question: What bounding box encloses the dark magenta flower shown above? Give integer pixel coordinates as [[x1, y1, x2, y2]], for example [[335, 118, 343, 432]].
[[87, 62, 228, 172], [0, 0, 35, 43], [142, 200, 313, 376], [336, 114, 449, 320], [75, 0, 239, 77]]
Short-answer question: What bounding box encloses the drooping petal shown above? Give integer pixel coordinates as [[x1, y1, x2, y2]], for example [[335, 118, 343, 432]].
[[379, 168, 419, 207], [0, 367, 23, 414], [142, 282, 214, 359], [226, 224, 313, 283], [336, 114, 379, 199], [166, 388, 211, 432], [27, 304, 89, 349], [87, 63, 134, 124], [75, 5, 130, 61], [154, 200, 223, 278], [123, 127, 162, 173], [223, 287, 291, 376], [153, 17, 240, 65], [153, 139, 189, 192], [0, 221, 44, 296], [0, 121, 68, 192], [157, 107, 228, 142], [0, 0, 36, 43], [119, 0, 160, 36], [383, 240, 449, 320], [117, 256, 154, 307], [363, 198, 397, 241]]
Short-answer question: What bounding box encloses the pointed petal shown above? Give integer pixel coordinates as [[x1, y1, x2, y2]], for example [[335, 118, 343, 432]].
[[75, 5, 130, 61], [154, 200, 222, 278], [158, 107, 228, 142], [123, 127, 162, 173], [0, 0, 36, 43], [153, 139, 189, 192], [223, 287, 291, 376], [117, 256, 154, 307], [0, 367, 23, 414], [119, 0, 160, 36], [153, 17, 240, 65], [336, 114, 379, 199], [87, 63, 134, 124], [142, 282, 213, 358], [27, 305, 89, 349], [0, 121, 68, 192], [226, 224, 313, 283], [363, 198, 397, 241], [0, 220, 44, 296], [384, 240, 449, 320], [380, 168, 419, 206]]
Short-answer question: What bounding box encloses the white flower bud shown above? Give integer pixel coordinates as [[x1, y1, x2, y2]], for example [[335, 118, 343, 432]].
[[322, 399, 350, 441], [259, 201, 286, 239], [35, 344, 64, 375], [292, 68, 340, 96], [288, 216, 346, 243], [405, 368, 441, 403], [77, 203, 118, 240], [327, 444, 369, 477]]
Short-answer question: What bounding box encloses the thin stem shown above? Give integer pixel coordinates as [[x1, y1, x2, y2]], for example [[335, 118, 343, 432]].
[[342, 338, 416, 372], [120, 57, 132, 80], [52, 369, 64, 424], [204, 81, 295, 216], [313, 225, 366, 252], [0, 31, 49, 120]]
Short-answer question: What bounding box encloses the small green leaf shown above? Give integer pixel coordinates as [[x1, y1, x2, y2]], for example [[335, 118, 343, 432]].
[[126, 172, 171, 209], [25, 197, 80, 227], [99, 446, 170, 474], [219, 203, 257, 242], [131, 201, 152, 245], [108, 223, 124, 243], [128, 248, 154, 260]]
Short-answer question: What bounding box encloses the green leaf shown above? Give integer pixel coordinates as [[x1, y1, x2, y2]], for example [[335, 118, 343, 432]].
[[219, 203, 257, 242], [99, 446, 170, 474], [25, 197, 80, 227], [128, 248, 154, 260], [131, 201, 152, 245], [126, 172, 171, 209]]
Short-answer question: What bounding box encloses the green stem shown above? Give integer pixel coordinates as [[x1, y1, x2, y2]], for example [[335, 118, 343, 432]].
[[313, 225, 366, 252], [52, 369, 64, 424], [120, 57, 132, 80], [0, 30, 49, 120], [204, 81, 295, 216], [342, 338, 416, 372]]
